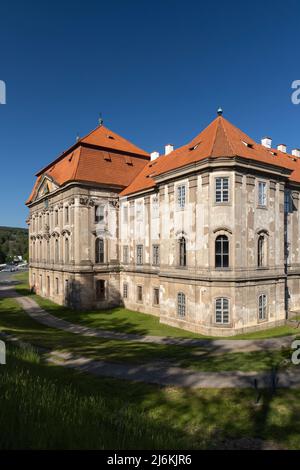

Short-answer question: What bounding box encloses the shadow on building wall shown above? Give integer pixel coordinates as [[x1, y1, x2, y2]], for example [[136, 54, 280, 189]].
[[63, 278, 123, 311]]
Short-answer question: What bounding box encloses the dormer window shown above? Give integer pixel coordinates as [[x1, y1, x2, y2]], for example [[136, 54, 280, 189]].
[[242, 140, 253, 148]]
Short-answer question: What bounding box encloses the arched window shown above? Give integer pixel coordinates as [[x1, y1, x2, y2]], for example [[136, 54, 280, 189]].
[[257, 235, 266, 267], [95, 238, 104, 264], [215, 235, 229, 268], [177, 292, 186, 317], [65, 238, 69, 264], [215, 298, 229, 324], [55, 239, 59, 263], [258, 294, 267, 320], [179, 237, 187, 266], [47, 240, 50, 263]]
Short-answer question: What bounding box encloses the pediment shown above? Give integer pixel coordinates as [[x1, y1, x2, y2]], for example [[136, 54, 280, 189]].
[[35, 175, 59, 201]]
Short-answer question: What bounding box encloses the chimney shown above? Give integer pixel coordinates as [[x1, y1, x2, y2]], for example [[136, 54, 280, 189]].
[[150, 151, 159, 161], [277, 144, 287, 153], [165, 144, 174, 155], [292, 148, 300, 158], [261, 137, 272, 148]]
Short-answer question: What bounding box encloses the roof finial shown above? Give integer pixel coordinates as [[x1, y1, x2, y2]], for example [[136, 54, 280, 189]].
[[76, 132, 80, 142], [217, 107, 223, 116], [98, 113, 103, 126]]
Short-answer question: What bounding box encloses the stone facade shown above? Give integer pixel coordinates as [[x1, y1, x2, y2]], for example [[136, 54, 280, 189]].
[[27, 117, 300, 336]]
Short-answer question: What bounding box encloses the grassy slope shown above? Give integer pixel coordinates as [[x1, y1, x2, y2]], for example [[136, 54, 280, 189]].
[[1, 342, 300, 449], [0, 296, 291, 372]]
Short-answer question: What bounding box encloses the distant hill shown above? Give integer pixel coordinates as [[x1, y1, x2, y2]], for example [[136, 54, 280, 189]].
[[0, 226, 28, 263]]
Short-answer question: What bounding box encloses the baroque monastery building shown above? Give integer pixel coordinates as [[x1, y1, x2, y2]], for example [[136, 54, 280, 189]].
[[27, 111, 300, 336]]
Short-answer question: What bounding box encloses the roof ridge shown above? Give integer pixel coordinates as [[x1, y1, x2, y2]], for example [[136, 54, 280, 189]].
[[72, 147, 82, 181], [218, 116, 236, 155]]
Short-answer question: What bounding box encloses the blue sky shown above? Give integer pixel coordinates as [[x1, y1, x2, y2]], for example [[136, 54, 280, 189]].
[[1, 0, 300, 227]]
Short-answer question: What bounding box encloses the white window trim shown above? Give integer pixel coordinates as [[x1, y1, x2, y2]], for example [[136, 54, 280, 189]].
[[215, 177, 230, 204]]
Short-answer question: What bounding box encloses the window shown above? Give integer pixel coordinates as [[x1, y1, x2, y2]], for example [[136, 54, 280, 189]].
[[177, 185, 186, 209], [215, 177, 229, 203], [152, 244, 160, 265], [152, 196, 159, 218], [95, 238, 104, 263], [55, 239, 59, 263], [123, 245, 129, 264], [153, 288, 160, 306], [55, 210, 58, 226], [55, 277, 59, 295], [136, 202, 143, 222], [215, 298, 229, 324], [258, 181, 267, 206], [215, 235, 229, 268], [96, 280, 106, 301], [39, 275, 43, 292], [47, 240, 50, 262], [284, 190, 292, 213], [123, 205, 128, 224], [95, 205, 104, 223], [65, 206, 69, 224], [39, 240, 42, 260], [258, 294, 267, 320], [257, 235, 266, 267], [65, 279, 69, 298], [179, 237, 187, 267], [47, 276, 50, 296], [123, 283, 128, 299], [65, 238, 69, 264], [137, 285, 143, 302], [177, 292, 186, 317], [136, 245, 143, 265]]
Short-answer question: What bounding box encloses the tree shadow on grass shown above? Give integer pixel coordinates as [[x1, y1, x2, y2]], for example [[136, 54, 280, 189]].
[[2, 343, 298, 449]]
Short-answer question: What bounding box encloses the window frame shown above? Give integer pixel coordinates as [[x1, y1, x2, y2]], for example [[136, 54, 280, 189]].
[[215, 177, 229, 204], [136, 244, 143, 265], [152, 244, 160, 266], [215, 297, 230, 324], [95, 205, 105, 224], [96, 279, 106, 301], [177, 185, 186, 210], [178, 237, 187, 267], [123, 282, 128, 299], [137, 285, 143, 302], [123, 245, 129, 264], [258, 293, 267, 321], [152, 195, 159, 218], [95, 237, 105, 264], [153, 287, 160, 306], [215, 234, 229, 269], [177, 292, 186, 317], [258, 181, 267, 207]]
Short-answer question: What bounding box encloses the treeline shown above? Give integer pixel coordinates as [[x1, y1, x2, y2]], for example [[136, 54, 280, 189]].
[[0, 226, 28, 263]]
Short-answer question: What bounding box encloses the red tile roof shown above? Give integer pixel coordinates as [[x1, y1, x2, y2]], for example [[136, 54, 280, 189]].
[[26, 124, 149, 204], [121, 115, 300, 197]]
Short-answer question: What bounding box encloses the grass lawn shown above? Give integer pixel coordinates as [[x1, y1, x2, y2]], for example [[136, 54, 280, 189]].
[[0, 296, 291, 372], [13, 271, 300, 340], [1, 342, 300, 449]]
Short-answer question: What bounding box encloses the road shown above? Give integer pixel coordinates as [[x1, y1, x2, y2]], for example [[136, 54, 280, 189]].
[[0, 269, 28, 284]]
